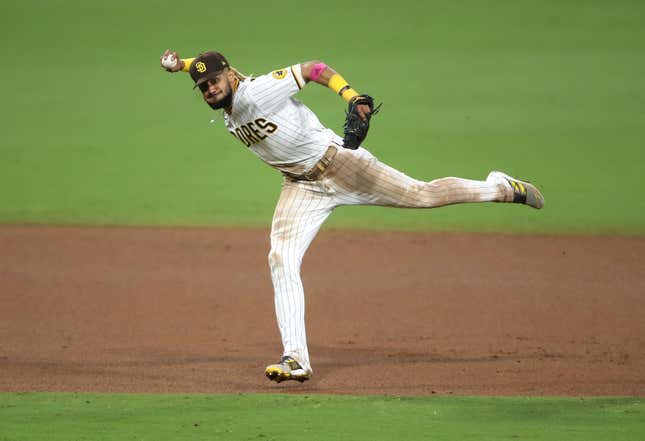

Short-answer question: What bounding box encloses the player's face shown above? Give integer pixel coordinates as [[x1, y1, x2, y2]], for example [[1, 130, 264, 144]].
[[199, 70, 233, 110]]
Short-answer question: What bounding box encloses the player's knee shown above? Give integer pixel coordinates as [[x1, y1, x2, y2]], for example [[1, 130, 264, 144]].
[[268, 248, 283, 270], [268, 247, 302, 273], [397, 182, 429, 207]]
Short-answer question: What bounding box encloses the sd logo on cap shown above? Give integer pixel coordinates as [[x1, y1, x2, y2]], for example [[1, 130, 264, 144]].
[[189, 51, 230, 89]]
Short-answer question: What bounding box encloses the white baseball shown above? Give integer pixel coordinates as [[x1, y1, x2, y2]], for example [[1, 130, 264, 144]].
[[162, 54, 178, 69]]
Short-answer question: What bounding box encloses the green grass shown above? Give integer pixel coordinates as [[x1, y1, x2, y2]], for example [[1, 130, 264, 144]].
[[1, 0, 644, 234], [0, 393, 643, 441]]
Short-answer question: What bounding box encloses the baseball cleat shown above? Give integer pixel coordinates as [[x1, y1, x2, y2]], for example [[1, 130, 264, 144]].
[[487, 171, 544, 209], [265, 356, 311, 383]]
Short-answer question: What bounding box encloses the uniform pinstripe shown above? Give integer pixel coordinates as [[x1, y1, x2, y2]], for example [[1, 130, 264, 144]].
[[224, 65, 333, 176], [267, 148, 509, 372], [221, 63, 515, 374]]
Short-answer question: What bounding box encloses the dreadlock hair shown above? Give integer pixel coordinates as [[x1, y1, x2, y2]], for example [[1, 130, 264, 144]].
[[230, 66, 250, 81]]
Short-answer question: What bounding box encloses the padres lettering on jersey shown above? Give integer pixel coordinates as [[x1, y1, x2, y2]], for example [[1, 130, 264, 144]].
[[229, 118, 278, 147], [223, 64, 340, 175]]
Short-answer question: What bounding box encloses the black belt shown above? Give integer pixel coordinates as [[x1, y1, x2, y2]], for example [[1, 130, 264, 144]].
[[284, 145, 338, 181]]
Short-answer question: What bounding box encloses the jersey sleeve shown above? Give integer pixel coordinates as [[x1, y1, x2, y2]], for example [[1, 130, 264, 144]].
[[246, 64, 306, 113]]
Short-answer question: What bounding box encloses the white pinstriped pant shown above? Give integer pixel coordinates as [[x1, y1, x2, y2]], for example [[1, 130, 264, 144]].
[[268, 147, 511, 372]]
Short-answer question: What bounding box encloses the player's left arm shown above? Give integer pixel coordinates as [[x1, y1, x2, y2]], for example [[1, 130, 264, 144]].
[[300, 60, 371, 121]]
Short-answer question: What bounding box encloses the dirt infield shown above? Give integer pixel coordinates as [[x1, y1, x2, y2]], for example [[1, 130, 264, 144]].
[[1, 225, 643, 396]]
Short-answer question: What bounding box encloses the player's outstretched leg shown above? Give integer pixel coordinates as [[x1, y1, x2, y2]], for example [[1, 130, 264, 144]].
[[326, 148, 544, 209]]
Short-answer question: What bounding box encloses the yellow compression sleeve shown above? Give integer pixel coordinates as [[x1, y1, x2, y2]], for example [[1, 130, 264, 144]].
[[328, 73, 359, 102], [181, 58, 195, 72]]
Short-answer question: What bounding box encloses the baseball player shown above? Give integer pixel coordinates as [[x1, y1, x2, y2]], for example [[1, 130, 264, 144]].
[[160, 49, 544, 383]]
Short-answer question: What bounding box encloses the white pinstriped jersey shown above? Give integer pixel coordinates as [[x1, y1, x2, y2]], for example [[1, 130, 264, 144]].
[[223, 64, 341, 175]]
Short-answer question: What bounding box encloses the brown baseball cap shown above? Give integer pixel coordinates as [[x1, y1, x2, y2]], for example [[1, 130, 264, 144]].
[[189, 51, 230, 89]]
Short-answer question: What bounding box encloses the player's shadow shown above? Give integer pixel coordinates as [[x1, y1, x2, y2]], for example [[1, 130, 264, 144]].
[[308, 343, 563, 369]]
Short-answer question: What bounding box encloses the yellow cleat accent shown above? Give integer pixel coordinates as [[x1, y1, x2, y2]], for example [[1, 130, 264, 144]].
[[265, 356, 311, 383]]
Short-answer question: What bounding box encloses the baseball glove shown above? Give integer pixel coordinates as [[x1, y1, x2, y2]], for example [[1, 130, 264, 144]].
[[342, 95, 382, 149]]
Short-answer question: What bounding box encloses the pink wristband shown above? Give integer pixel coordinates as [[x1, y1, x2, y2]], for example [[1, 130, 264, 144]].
[[310, 62, 327, 81]]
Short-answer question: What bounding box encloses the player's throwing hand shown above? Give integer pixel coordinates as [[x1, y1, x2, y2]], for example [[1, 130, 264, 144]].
[[160, 49, 183, 73]]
